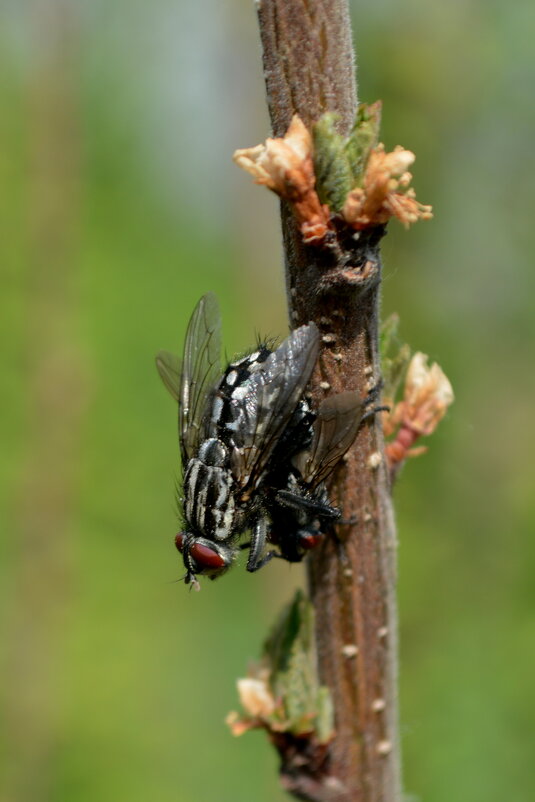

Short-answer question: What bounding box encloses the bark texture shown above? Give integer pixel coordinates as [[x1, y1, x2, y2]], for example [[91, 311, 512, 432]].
[[257, 2, 401, 800]]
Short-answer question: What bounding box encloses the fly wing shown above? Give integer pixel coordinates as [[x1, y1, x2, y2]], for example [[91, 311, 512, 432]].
[[156, 293, 222, 464], [293, 391, 364, 488], [229, 323, 319, 490], [180, 293, 222, 461], [155, 350, 181, 401]]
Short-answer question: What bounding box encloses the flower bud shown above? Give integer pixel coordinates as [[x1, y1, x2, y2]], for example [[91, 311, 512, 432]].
[[236, 677, 276, 718], [233, 116, 331, 243], [400, 352, 454, 436], [342, 145, 432, 229]]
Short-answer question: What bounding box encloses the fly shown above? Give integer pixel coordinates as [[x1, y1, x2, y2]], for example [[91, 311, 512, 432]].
[[156, 293, 319, 587]]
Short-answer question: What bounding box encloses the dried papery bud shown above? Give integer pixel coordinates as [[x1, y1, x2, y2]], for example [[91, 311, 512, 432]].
[[342, 145, 433, 229], [233, 115, 312, 191], [226, 666, 281, 737], [237, 677, 276, 718], [400, 352, 454, 436], [385, 353, 454, 476], [233, 115, 331, 244]]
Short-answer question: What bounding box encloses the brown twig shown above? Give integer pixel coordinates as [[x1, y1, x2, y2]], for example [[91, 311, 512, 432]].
[[256, 2, 402, 800]]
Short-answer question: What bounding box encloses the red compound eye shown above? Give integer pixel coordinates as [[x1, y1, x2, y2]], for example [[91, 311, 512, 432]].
[[189, 542, 226, 569], [175, 534, 226, 570], [300, 533, 323, 550]]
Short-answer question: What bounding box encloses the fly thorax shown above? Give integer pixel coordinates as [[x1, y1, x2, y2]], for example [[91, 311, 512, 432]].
[[183, 456, 237, 541], [213, 346, 272, 444]]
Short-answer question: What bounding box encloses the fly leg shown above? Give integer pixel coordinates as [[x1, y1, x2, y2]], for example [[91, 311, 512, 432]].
[[360, 404, 390, 425], [244, 514, 282, 572], [361, 380, 390, 424], [181, 536, 199, 588], [275, 488, 340, 519]]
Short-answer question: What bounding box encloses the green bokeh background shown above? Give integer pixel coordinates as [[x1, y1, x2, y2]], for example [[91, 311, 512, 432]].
[[1, 1, 534, 800]]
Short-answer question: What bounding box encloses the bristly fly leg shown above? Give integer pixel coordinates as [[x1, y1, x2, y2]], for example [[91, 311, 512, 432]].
[[360, 380, 390, 424], [275, 488, 340, 519], [244, 515, 273, 572], [239, 517, 286, 572]]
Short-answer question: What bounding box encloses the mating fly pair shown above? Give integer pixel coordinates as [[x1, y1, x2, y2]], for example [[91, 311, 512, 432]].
[[156, 293, 364, 588]]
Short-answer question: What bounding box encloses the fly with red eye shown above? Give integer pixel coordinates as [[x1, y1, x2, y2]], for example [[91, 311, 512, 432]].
[[156, 293, 320, 587]]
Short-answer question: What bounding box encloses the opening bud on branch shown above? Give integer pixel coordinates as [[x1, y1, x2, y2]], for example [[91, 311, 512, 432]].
[[342, 145, 433, 230], [233, 104, 431, 246], [233, 115, 331, 244], [385, 352, 454, 475], [226, 670, 278, 736], [399, 352, 455, 436], [226, 591, 334, 746]]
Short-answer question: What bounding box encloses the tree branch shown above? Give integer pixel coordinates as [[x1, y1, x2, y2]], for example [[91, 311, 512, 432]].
[[256, 2, 402, 800]]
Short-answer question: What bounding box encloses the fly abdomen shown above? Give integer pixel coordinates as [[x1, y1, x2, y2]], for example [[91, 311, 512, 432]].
[[197, 437, 227, 467], [184, 456, 236, 541]]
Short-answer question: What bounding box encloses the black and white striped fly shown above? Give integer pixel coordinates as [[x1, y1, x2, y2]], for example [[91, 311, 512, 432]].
[[156, 293, 320, 587]]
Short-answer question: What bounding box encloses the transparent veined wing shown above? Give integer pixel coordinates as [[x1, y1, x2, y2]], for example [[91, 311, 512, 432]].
[[293, 391, 363, 488], [155, 350, 181, 401], [156, 293, 222, 464], [229, 323, 319, 491]]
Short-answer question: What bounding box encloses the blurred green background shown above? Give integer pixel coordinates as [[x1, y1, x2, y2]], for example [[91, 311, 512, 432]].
[[1, 1, 534, 800]]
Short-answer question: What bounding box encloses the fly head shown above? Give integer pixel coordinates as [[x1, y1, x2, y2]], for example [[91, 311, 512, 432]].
[[175, 533, 237, 585]]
